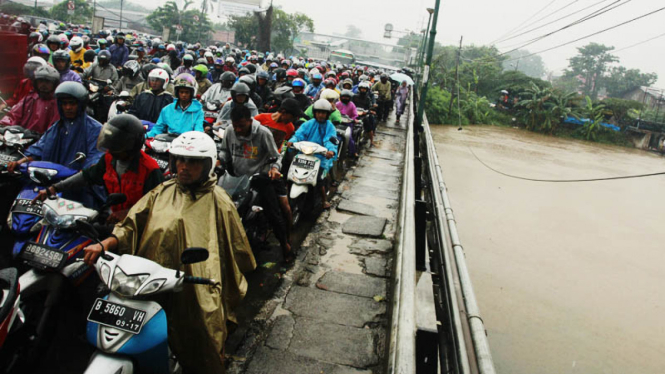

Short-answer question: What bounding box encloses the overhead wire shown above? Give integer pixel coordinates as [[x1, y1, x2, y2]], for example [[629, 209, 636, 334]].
[[489, 0, 559, 45], [613, 31, 665, 53]]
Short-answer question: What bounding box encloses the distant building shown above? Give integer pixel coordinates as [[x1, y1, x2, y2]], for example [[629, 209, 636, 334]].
[[622, 86, 665, 111]]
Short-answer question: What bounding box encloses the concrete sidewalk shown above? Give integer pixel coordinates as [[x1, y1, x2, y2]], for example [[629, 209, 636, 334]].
[[228, 115, 407, 374]]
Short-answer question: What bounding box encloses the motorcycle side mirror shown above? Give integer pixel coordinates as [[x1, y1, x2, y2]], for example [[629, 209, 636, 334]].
[[181, 247, 209, 265], [69, 152, 87, 166], [33, 170, 51, 186], [329, 137, 340, 146], [74, 219, 99, 241]]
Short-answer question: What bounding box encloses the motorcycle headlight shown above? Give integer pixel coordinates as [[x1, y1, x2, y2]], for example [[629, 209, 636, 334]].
[[151, 140, 170, 154], [110, 267, 148, 297], [42, 204, 80, 229], [28, 167, 58, 183], [301, 146, 315, 154], [140, 279, 166, 295], [89, 83, 99, 93]]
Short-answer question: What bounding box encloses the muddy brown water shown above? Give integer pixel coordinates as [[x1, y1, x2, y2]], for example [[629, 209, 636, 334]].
[[432, 125, 665, 374]]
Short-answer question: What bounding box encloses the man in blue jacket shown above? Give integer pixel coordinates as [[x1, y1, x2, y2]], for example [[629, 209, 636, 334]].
[[286, 99, 337, 209], [6, 82, 105, 207], [109, 32, 129, 68], [147, 73, 204, 138]]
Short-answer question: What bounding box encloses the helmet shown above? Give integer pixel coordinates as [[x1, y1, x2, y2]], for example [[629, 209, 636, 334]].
[[169, 131, 217, 179], [69, 36, 83, 52], [275, 68, 286, 80], [157, 63, 173, 77], [286, 69, 298, 78], [269, 62, 278, 69], [320, 89, 340, 102], [359, 75, 369, 82], [183, 54, 194, 62], [358, 81, 371, 91], [46, 34, 61, 47], [33, 65, 60, 84], [257, 71, 270, 80], [221, 71, 236, 82], [97, 38, 107, 47], [342, 78, 354, 88], [24, 57, 47, 79], [59, 34, 69, 47], [238, 67, 251, 76], [115, 32, 125, 40], [380, 73, 389, 80], [204, 51, 213, 58], [225, 56, 235, 63], [340, 89, 354, 99], [148, 68, 170, 87], [55, 81, 88, 104], [32, 43, 49, 57], [311, 72, 323, 81], [291, 78, 306, 88], [29, 32, 43, 42], [312, 99, 333, 118], [173, 73, 197, 97], [166, 44, 176, 51], [272, 86, 295, 102], [52, 49, 71, 66], [98, 114, 145, 154], [123, 60, 140, 76], [83, 49, 96, 62], [140, 63, 156, 80], [245, 63, 257, 74], [230, 82, 250, 101], [193, 64, 209, 76], [214, 58, 223, 66], [238, 75, 256, 91], [98, 50, 112, 61], [325, 71, 336, 79], [175, 41, 183, 48]]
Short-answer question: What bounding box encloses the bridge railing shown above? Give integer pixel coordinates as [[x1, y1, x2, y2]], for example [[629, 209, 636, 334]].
[[388, 90, 496, 374]]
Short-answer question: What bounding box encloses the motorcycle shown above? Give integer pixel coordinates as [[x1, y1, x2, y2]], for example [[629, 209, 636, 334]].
[[0, 127, 42, 222], [84, 78, 115, 123], [82, 230, 215, 374], [287, 140, 338, 226], [203, 100, 222, 128], [353, 109, 368, 148], [0, 268, 22, 350], [144, 134, 178, 175]]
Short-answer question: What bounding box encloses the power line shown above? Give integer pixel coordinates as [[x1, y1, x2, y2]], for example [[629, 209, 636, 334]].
[[494, 0, 581, 44], [489, 0, 559, 45], [613, 31, 665, 53], [494, 0, 610, 45]]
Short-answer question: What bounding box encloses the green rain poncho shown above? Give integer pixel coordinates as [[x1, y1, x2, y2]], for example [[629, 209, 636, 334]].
[[113, 176, 255, 373]]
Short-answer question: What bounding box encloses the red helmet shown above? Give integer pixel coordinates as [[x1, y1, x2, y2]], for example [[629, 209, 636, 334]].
[[286, 69, 299, 77]]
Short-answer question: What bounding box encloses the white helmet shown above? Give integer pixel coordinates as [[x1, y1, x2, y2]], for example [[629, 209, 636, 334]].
[[312, 98, 333, 114], [69, 36, 83, 52], [320, 88, 340, 102], [148, 68, 170, 87], [204, 51, 213, 58], [225, 56, 235, 63], [169, 131, 217, 179]]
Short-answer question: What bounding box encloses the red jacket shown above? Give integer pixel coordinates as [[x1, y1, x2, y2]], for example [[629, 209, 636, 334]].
[[102, 151, 160, 212], [6, 79, 33, 107]]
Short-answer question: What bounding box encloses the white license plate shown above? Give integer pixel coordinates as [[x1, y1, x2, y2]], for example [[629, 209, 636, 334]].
[[87, 298, 147, 334], [19, 242, 67, 270]]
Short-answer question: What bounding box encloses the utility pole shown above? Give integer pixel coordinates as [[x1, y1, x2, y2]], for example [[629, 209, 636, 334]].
[[414, 0, 440, 132], [416, 9, 433, 87], [119, 0, 124, 32], [447, 37, 463, 119]]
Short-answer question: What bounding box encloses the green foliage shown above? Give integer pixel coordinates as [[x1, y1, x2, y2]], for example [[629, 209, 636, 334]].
[[502, 50, 546, 79], [424, 86, 453, 124], [0, 3, 49, 17], [601, 98, 643, 124], [97, 0, 150, 13], [603, 66, 658, 97], [227, 9, 313, 53], [50, 0, 92, 24], [578, 96, 606, 141], [516, 83, 580, 133], [397, 32, 421, 49], [146, 1, 213, 44], [564, 43, 618, 99]]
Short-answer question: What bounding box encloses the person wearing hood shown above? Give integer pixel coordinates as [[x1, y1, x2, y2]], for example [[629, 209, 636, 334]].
[[0, 65, 60, 134], [6, 81, 105, 207], [108, 32, 129, 68], [147, 73, 203, 137], [52, 49, 82, 84], [1, 57, 46, 110], [174, 54, 195, 76], [128, 68, 174, 124], [82, 131, 255, 374], [215, 82, 259, 123]]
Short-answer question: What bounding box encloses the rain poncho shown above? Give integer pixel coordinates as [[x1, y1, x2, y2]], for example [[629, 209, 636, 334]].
[[108, 43, 129, 67], [147, 99, 204, 137], [128, 90, 174, 124], [113, 177, 255, 374], [0, 91, 60, 134], [59, 68, 82, 84], [288, 117, 338, 171]]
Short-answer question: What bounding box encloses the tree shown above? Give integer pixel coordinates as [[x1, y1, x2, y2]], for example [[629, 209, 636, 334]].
[[502, 50, 546, 79], [603, 66, 658, 97], [146, 1, 213, 44], [397, 32, 422, 49], [0, 3, 49, 17], [601, 98, 644, 125], [227, 8, 313, 53], [579, 96, 606, 140], [50, 0, 93, 24], [227, 13, 258, 48], [345, 25, 363, 38], [564, 43, 618, 99]]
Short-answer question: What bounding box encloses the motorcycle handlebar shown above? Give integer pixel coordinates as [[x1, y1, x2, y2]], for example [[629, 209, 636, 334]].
[[184, 275, 217, 285]]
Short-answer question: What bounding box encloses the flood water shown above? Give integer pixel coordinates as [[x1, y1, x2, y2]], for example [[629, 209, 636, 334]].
[[431, 125, 665, 374]]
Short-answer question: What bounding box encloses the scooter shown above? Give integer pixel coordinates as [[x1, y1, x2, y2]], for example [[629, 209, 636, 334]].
[[0, 128, 42, 223], [81, 225, 215, 374], [287, 140, 337, 226], [0, 268, 22, 350], [144, 134, 178, 175]]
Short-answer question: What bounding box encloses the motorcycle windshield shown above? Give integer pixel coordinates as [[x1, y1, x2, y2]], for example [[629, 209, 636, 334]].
[[219, 174, 250, 201]]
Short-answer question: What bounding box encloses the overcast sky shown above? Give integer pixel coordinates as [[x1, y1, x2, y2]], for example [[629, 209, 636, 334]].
[[144, 0, 665, 87]]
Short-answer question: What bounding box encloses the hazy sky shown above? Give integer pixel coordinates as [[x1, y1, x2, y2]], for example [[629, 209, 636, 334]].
[[143, 0, 665, 86]]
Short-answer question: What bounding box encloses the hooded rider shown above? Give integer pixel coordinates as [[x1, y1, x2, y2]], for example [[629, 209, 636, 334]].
[[52, 49, 82, 84], [83, 131, 255, 374]]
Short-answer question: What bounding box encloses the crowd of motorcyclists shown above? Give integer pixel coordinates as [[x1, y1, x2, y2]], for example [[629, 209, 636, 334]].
[[0, 16, 412, 373]]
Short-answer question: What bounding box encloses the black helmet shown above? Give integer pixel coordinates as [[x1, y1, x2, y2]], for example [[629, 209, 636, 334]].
[[52, 49, 71, 67], [46, 34, 61, 46], [245, 63, 257, 74], [238, 67, 251, 76], [84, 49, 97, 62], [33, 65, 60, 84], [272, 86, 295, 102], [275, 68, 287, 80], [55, 81, 88, 104], [257, 71, 270, 80], [238, 75, 256, 92], [221, 71, 236, 82], [230, 82, 250, 101], [98, 50, 111, 61], [141, 63, 156, 80], [98, 114, 145, 154]]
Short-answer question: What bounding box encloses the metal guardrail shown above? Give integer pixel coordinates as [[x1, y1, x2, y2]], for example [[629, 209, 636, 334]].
[[388, 91, 496, 374]]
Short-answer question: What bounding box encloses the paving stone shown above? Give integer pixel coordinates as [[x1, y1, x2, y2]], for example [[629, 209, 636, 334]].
[[265, 315, 295, 350], [342, 188, 398, 201], [246, 346, 371, 374], [337, 200, 377, 216], [352, 179, 401, 193], [342, 216, 387, 237], [288, 318, 378, 368], [348, 239, 393, 256], [364, 256, 388, 278], [354, 165, 402, 178], [353, 171, 399, 183], [368, 149, 404, 160], [284, 286, 385, 328], [317, 271, 387, 299]]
